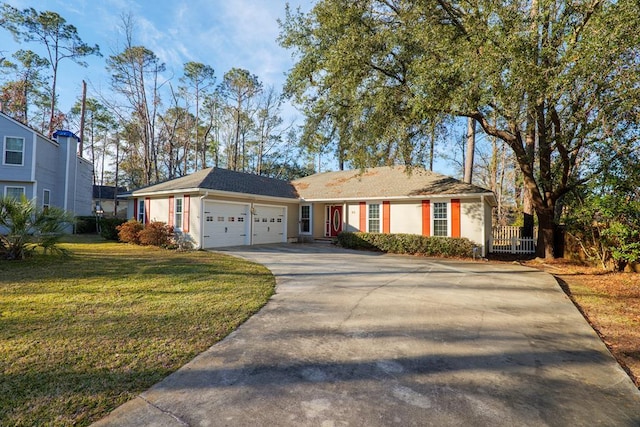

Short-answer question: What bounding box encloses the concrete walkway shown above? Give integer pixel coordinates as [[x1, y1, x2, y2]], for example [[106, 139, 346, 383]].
[[94, 244, 640, 426]]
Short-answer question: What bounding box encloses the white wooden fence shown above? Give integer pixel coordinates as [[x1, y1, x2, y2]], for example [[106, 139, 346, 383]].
[[490, 226, 537, 254]]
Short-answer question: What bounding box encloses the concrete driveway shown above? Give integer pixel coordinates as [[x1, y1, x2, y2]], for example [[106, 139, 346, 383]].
[[94, 244, 640, 426]]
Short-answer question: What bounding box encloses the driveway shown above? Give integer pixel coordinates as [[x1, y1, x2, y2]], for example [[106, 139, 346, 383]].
[[94, 244, 640, 426]]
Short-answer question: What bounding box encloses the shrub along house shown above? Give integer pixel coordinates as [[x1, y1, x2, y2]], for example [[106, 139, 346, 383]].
[[292, 167, 496, 256], [126, 166, 496, 255], [126, 168, 301, 249]]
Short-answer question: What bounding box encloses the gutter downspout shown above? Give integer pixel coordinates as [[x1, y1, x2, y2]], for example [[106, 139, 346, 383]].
[[250, 202, 254, 246], [31, 133, 37, 202], [199, 192, 209, 249], [481, 194, 486, 257], [73, 151, 78, 226], [63, 138, 70, 211]]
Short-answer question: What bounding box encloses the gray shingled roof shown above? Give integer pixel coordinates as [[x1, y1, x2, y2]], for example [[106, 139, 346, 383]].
[[93, 185, 127, 199], [131, 166, 495, 203], [292, 166, 495, 200], [132, 167, 299, 199]]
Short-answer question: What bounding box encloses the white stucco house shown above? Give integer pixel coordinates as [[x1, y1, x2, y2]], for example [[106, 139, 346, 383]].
[[126, 166, 496, 255]]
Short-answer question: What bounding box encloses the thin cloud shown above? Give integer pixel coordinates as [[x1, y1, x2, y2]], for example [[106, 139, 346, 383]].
[[0, 0, 310, 116]]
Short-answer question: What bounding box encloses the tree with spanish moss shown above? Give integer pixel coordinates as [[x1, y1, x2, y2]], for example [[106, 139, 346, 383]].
[[280, 0, 640, 258]]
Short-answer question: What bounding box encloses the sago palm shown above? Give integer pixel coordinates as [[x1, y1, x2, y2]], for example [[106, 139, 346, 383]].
[[0, 195, 74, 260]]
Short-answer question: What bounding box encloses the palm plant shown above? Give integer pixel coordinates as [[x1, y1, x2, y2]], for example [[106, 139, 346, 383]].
[[0, 195, 74, 260]]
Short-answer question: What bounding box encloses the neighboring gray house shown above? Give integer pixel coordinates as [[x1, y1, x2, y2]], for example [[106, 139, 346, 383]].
[[0, 112, 93, 217], [93, 185, 128, 218]]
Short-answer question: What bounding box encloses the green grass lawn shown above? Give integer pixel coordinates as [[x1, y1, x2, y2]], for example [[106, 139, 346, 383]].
[[0, 235, 275, 426]]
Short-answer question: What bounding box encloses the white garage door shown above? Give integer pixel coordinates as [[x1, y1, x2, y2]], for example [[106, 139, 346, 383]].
[[203, 202, 250, 248], [252, 205, 286, 245]]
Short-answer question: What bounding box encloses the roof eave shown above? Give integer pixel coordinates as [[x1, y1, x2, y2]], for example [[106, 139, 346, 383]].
[[300, 192, 497, 203]]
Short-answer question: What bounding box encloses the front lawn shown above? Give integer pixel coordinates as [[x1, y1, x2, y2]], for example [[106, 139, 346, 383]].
[[0, 235, 275, 426]]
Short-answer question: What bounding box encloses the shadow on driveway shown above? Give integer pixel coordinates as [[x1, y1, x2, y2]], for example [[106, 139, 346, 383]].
[[94, 244, 640, 427]]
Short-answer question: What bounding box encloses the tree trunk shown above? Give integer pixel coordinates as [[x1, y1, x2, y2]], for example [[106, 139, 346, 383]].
[[536, 208, 555, 258], [48, 62, 58, 138], [463, 117, 475, 184], [429, 129, 435, 171], [114, 135, 120, 217], [522, 112, 536, 238]]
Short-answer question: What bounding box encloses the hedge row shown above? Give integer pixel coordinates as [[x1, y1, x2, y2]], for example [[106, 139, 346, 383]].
[[74, 216, 126, 240], [336, 232, 477, 258]]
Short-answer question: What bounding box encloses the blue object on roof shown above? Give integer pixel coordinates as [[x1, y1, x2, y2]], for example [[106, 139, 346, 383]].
[[52, 130, 81, 141]]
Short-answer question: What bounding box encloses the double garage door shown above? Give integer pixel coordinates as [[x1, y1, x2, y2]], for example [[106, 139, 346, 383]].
[[203, 201, 285, 248]]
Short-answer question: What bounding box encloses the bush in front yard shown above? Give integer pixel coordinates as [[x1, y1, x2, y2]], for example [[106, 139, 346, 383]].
[[116, 219, 144, 244], [75, 216, 97, 234], [99, 217, 126, 241], [336, 232, 477, 258], [138, 221, 174, 247]]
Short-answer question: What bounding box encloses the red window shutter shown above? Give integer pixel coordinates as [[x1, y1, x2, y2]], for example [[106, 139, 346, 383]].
[[451, 199, 461, 238], [133, 197, 138, 220], [359, 201, 366, 231], [168, 196, 174, 227], [183, 195, 190, 232], [382, 201, 390, 233], [422, 200, 430, 236], [144, 197, 150, 225]]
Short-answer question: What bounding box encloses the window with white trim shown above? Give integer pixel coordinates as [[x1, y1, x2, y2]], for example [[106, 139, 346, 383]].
[[368, 203, 380, 233], [43, 189, 51, 211], [4, 137, 24, 165], [5, 186, 25, 199], [300, 205, 311, 234], [175, 197, 183, 230], [137, 200, 145, 223], [433, 202, 448, 236]]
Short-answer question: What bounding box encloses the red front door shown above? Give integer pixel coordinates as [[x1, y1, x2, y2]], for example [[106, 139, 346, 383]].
[[329, 205, 343, 237]]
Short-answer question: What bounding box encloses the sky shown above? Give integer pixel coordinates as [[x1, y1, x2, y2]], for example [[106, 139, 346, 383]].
[[0, 0, 313, 117], [0, 0, 460, 175]]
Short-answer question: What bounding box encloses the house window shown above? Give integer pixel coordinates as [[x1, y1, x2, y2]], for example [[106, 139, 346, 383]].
[[368, 203, 380, 233], [43, 189, 51, 211], [433, 202, 448, 236], [137, 199, 145, 222], [300, 205, 311, 234], [5, 186, 25, 199], [175, 197, 183, 230], [4, 137, 24, 165]]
